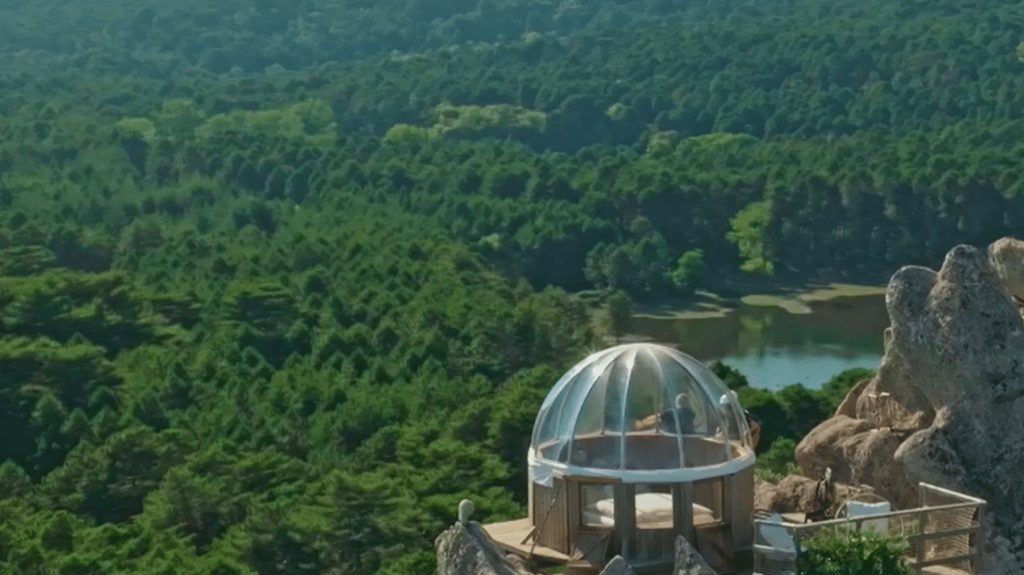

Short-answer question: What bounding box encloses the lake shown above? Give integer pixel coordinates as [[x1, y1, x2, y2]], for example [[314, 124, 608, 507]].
[[628, 295, 890, 390]]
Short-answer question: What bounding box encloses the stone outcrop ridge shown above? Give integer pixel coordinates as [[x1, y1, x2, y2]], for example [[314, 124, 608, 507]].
[[672, 536, 718, 575], [754, 474, 876, 517], [435, 521, 531, 575], [436, 516, 721, 575], [795, 239, 1024, 574]]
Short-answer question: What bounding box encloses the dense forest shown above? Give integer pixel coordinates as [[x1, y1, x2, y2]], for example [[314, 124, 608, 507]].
[[0, 0, 1018, 572]]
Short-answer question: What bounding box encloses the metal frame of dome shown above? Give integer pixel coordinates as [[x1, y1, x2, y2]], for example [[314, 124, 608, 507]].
[[528, 343, 756, 488]]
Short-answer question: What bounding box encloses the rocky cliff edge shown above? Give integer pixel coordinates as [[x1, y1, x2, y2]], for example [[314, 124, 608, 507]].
[[795, 239, 1024, 574]]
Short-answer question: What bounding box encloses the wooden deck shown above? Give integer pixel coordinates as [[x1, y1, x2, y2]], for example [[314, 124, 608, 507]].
[[483, 518, 570, 563], [919, 567, 969, 575]]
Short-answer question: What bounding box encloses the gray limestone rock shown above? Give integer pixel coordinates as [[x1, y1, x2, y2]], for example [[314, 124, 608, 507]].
[[435, 521, 530, 575], [505, 554, 533, 575], [672, 535, 718, 575], [796, 241, 1024, 573], [988, 237, 1024, 303]]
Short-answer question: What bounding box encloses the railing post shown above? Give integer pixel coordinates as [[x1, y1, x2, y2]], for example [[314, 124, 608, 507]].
[[975, 503, 986, 573], [916, 509, 926, 574], [793, 528, 801, 572], [916, 483, 926, 575]]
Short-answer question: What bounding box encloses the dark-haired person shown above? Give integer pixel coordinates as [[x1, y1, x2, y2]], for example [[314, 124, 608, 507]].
[[744, 409, 762, 450]]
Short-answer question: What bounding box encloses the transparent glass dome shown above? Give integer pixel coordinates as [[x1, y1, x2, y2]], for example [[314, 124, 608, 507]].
[[530, 343, 754, 483]]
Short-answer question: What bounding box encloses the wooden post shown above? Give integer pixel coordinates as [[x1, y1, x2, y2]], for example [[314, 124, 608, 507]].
[[529, 479, 534, 524], [672, 483, 686, 543], [619, 483, 636, 560], [722, 474, 733, 522], [722, 473, 735, 559], [567, 481, 579, 550], [682, 482, 695, 545], [729, 466, 755, 550]]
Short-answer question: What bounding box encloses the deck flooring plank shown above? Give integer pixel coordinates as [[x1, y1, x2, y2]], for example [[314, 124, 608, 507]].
[[483, 518, 570, 562]]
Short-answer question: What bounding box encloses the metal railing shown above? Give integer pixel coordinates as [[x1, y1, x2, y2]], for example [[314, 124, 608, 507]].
[[753, 482, 986, 575]]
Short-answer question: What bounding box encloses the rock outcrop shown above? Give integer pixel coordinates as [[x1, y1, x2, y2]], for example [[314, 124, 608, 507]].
[[795, 240, 1024, 574], [754, 474, 876, 516], [435, 521, 533, 575], [795, 416, 917, 509], [833, 377, 871, 418], [672, 536, 718, 575], [989, 237, 1024, 306]]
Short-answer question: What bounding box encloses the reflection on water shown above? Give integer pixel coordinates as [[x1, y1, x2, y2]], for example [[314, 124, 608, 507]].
[[629, 295, 890, 391]]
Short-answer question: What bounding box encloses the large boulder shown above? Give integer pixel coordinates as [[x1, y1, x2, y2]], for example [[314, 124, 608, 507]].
[[833, 377, 871, 418], [753, 475, 780, 513], [794, 416, 874, 483], [753, 474, 875, 515], [795, 416, 917, 509], [989, 237, 1024, 304], [796, 241, 1024, 574]]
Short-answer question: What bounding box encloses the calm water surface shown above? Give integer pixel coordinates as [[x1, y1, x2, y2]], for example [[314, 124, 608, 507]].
[[629, 295, 890, 390]]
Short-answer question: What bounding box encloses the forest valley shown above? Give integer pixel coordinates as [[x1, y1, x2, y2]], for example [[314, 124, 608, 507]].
[[0, 0, 1022, 572]]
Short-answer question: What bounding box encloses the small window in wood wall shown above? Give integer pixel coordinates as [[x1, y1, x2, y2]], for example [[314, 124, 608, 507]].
[[635, 484, 673, 530], [580, 483, 616, 528], [692, 477, 725, 525]]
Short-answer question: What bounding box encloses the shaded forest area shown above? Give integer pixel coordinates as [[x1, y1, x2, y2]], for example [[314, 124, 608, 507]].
[[0, 0, 1018, 572]]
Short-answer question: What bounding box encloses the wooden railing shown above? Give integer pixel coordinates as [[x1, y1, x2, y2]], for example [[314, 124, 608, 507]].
[[753, 482, 986, 575]]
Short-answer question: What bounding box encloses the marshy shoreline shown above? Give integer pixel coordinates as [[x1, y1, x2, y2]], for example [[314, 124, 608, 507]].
[[632, 272, 891, 320]]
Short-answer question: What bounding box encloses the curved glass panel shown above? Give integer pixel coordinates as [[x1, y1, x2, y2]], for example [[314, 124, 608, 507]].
[[530, 343, 753, 479]]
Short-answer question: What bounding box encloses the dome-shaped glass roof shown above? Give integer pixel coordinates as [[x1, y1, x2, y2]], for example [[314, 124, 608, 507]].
[[529, 343, 755, 484]]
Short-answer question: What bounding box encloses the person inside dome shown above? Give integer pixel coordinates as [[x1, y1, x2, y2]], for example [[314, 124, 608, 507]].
[[745, 409, 761, 449], [635, 393, 696, 434], [717, 393, 736, 439], [717, 392, 761, 449]]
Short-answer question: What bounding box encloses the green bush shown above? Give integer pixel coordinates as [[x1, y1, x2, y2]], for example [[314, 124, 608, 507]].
[[754, 437, 800, 482], [796, 528, 914, 575], [709, 360, 749, 391], [819, 367, 875, 413], [724, 366, 874, 457]]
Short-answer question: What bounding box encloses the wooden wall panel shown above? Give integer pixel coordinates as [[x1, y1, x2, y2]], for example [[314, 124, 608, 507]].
[[692, 477, 725, 520], [674, 482, 695, 544], [567, 480, 579, 547], [730, 466, 755, 550], [634, 529, 675, 561], [535, 478, 569, 553]]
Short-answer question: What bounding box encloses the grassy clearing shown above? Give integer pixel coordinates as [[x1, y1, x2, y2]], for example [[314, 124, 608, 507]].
[[740, 283, 887, 314], [633, 282, 888, 320], [631, 290, 733, 320]]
